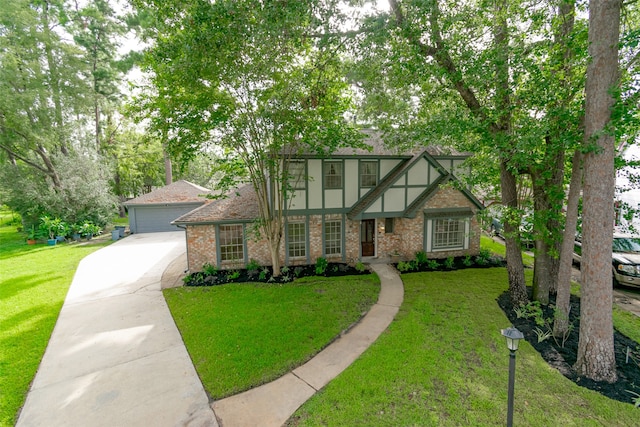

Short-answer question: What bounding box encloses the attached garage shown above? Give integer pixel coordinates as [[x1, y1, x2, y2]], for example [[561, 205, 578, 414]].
[[124, 180, 210, 234]]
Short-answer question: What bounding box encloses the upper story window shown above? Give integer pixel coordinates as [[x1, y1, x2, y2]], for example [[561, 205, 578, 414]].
[[360, 160, 378, 187], [324, 161, 343, 189], [288, 160, 306, 190]]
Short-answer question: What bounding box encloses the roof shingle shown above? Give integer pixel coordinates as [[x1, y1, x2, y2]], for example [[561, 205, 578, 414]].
[[124, 180, 210, 205], [172, 184, 260, 224]]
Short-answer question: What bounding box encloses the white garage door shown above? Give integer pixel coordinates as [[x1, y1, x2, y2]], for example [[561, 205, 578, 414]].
[[131, 205, 195, 233]]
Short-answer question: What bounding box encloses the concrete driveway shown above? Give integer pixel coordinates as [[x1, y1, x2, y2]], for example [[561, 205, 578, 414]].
[[16, 232, 217, 427]]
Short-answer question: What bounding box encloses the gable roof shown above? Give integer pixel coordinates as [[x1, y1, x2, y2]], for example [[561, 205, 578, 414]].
[[172, 184, 259, 224], [124, 180, 211, 206], [347, 149, 483, 220]]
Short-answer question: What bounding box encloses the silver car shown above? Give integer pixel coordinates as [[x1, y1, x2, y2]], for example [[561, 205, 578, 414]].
[[574, 234, 640, 288]]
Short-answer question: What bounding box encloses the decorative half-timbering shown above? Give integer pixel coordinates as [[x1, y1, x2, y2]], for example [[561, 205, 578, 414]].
[[173, 132, 484, 271]]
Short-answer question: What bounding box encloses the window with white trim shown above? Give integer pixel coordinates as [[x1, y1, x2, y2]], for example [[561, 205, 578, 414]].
[[219, 224, 244, 261], [432, 218, 465, 249], [287, 222, 306, 258], [324, 220, 342, 256], [360, 160, 377, 187], [288, 160, 306, 189], [324, 161, 342, 189]]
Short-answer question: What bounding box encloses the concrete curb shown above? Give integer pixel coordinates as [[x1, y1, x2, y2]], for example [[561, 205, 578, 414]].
[[211, 263, 404, 427]]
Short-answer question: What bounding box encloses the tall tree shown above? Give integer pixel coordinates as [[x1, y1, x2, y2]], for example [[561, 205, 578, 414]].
[[0, 0, 90, 188], [574, 0, 621, 383], [130, 0, 362, 275], [71, 0, 126, 152]]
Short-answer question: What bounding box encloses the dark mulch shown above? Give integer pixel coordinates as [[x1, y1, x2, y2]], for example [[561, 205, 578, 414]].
[[184, 262, 370, 286], [498, 290, 640, 406]]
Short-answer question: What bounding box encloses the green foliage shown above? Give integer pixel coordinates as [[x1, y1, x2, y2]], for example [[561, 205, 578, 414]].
[[79, 221, 102, 237], [425, 259, 440, 270], [246, 259, 261, 272], [227, 270, 240, 281], [414, 250, 428, 265], [355, 262, 367, 273], [38, 216, 69, 240], [315, 257, 328, 276], [2, 151, 118, 228], [396, 261, 413, 273], [626, 390, 640, 408], [463, 254, 473, 267], [259, 268, 270, 281], [203, 263, 218, 276], [475, 248, 493, 266], [444, 256, 455, 269]]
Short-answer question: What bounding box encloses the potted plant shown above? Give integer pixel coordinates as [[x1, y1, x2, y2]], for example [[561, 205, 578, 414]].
[[70, 223, 82, 241], [80, 222, 102, 240], [26, 225, 39, 245], [39, 216, 58, 246], [54, 219, 68, 243]]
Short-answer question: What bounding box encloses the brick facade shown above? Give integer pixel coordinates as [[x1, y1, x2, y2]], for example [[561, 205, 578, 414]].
[[185, 185, 481, 272]]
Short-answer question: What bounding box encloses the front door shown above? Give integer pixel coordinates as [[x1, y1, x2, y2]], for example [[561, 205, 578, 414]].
[[361, 219, 375, 257]]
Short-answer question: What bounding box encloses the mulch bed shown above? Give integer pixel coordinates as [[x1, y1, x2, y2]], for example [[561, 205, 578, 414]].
[[498, 289, 640, 406], [184, 262, 370, 286]]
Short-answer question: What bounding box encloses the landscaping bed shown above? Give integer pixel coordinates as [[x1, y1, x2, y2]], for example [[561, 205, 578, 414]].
[[499, 290, 640, 406], [183, 261, 370, 286]]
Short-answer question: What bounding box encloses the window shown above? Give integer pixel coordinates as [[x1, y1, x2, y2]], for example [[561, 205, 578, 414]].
[[324, 161, 343, 189], [324, 220, 342, 256], [433, 218, 465, 249], [288, 160, 306, 189], [287, 222, 306, 258], [385, 218, 394, 234], [360, 161, 377, 187], [219, 224, 244, 261]]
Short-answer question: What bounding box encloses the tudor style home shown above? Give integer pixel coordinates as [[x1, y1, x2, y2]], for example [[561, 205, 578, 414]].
[[173, 132, 484, 272]]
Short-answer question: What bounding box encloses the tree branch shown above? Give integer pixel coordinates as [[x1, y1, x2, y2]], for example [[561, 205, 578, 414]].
[[0, 142, 50, 174], [388, 0, 498, 133]]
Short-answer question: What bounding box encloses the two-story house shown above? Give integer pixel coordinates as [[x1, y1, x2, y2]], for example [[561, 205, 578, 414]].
[[173, 132, 484, 271]]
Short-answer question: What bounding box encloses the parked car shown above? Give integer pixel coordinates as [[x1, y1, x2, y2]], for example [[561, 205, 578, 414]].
[[573, 233, 640, 288]]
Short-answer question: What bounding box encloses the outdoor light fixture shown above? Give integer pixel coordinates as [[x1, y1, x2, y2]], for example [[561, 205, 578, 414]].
[[501, 326, 524, 351], [501, 326, 524, 427]]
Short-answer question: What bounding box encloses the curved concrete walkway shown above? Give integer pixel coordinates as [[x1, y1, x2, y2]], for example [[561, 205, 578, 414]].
[[16, 233, 403, 427], [211, 263, 403, 427]]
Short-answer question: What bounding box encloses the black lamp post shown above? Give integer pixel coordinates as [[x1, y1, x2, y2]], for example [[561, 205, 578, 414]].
[[501, 326, 524, 427]]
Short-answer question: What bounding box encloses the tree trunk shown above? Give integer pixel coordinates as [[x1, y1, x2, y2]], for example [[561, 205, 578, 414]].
[[164, 148, 173, 185], [574, 0, 620, 383], [554, 150, 583, 338], [501, 162, 529, 306], [531, 144, 565, 304], [42, 0, 68, 156]]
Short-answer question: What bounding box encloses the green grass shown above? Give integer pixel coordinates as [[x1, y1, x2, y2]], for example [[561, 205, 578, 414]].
[[290, 269, 640, 426], [613, 306, 640, 343], [0, 210, 111, 427], [164, 274, 380, 398], [481, 234, 534, 267]]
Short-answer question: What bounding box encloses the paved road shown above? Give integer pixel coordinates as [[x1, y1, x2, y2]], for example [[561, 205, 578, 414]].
[[16, 232, 217, 427]]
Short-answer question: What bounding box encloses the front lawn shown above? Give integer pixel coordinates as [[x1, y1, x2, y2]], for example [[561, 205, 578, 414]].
[[164, 274, 380, 398], [0, 211, 111, 427], [288, 269, 640, 426]]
